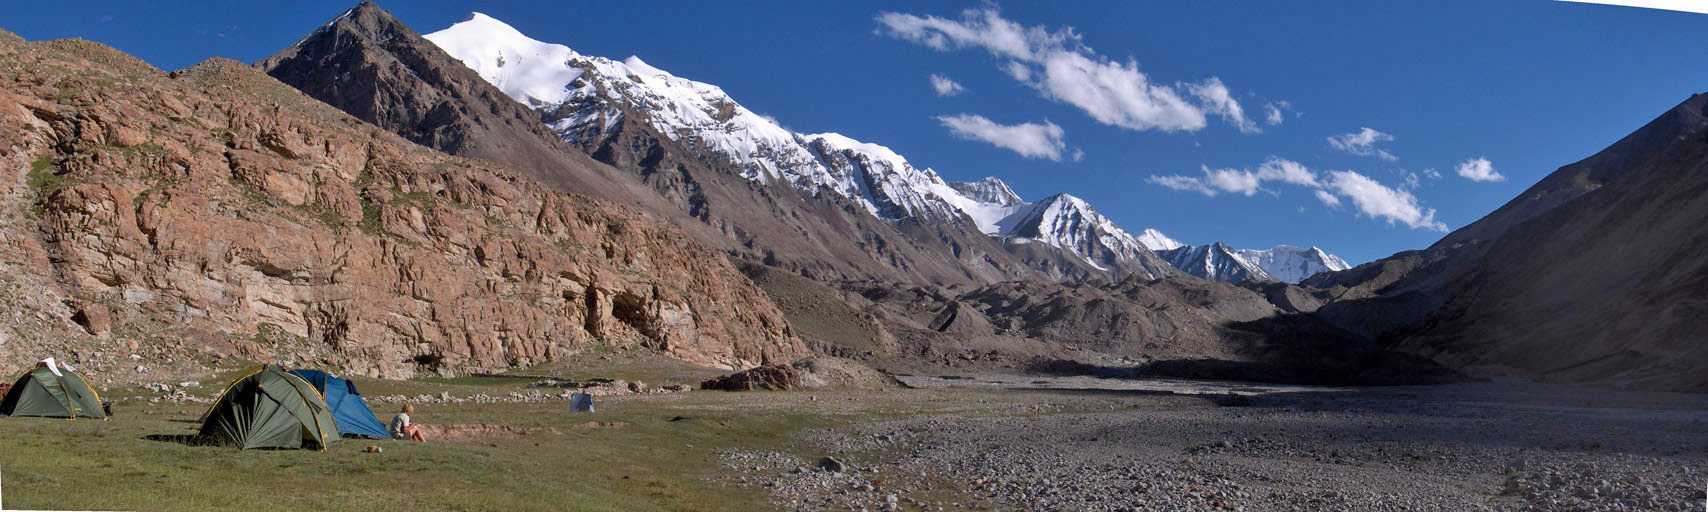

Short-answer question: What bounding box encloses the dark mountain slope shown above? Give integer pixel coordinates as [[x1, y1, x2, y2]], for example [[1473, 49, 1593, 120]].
[[1319, 94, 1708, 391], [559, 97, 1048, 284], [258, 2, 705, 239], [1434, 94, 1708, 249]]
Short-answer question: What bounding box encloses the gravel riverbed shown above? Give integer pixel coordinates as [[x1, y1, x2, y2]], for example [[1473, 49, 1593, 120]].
[[718, 378, 1708, 511]]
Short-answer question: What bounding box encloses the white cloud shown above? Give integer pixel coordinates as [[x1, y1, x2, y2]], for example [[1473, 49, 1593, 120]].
[[1145, 156, 1314, 197], [1147, 175, 1219, 196], [1423, 168, 1443, 179], [1003, 61, 1031, 81], [877, 8, 1254, 134], [875, 8, 1068, 61], [1327, 127, 1398, 161], [1255, 157, 1318, 187], [1203, 166, 1261, 196], [928, 74, 965, 97], [1035, 52, 1206, 132], [1263, 100, 1292, 126], [1454, 157, 1504, 182], [1187, 78, 1258, 134], [1323, 170, 1446, 231], [937, 114, 1070, 161], [1149, 157, 1446, 231]]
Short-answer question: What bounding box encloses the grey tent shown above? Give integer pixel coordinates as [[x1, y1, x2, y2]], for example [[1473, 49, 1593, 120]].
[[198, 365, 337, 450], [569, 392, 594, 413], [0, 360, 105, 419]]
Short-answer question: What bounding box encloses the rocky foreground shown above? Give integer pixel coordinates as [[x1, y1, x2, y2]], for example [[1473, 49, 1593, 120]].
[[716, 379, 1708, 511]]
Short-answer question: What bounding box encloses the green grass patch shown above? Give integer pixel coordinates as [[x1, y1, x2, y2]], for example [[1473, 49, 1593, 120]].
[[26, 155, 65, 218], [130, 142, 167, 157], [0, 393, 836, 511], [234, 180, 274, 208], [26, 155, 62, 195], [295, 201, 348, 231], [359, 198, 385, 236], [391, 189, 435, 210]]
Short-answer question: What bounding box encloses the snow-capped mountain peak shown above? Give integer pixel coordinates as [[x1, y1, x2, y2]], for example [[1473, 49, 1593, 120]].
[[1237, 245, 1352, 283], [1159, 241, 1352, 283], [619, 55, 670, 77], [429, 13, 991, 224], [997, 194, 1170, 276], [1136, 228, 1183, 251], [801, 132, 987, 223], [424, 13, 584, 107], [951, 177, 1025, 207], [1157, 242, 1273, 283]]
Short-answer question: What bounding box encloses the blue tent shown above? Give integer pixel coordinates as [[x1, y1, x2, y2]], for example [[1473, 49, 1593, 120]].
[[289, 369, 391, 439]]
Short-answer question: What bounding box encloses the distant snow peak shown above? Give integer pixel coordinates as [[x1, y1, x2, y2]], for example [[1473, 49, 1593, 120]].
[[951, 177, 1024, 207], [1136, 228, 1183, 251], [1239, 245, 1351, 283], [1161, 242, 1350, 283], [998, 193, 1165, 275], [1158, 243, 1271, 283]]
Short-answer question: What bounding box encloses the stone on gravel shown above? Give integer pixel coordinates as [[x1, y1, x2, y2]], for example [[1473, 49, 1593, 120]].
[[817, 457, 847, 473]]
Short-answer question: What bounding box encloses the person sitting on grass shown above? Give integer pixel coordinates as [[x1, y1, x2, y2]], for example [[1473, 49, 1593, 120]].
[[390, 403, 427, 442]]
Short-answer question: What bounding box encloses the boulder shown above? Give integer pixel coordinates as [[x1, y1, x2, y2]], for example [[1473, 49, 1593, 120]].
[[70, 303, 111, 337], [816, 457, 846, 473], [701, 364, 802, 391], [700, 357, 896, 391]]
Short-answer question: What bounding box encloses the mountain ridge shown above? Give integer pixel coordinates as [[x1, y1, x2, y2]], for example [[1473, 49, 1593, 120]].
[[264, 2, 1060, 286], [423, 11, 1185, 281]]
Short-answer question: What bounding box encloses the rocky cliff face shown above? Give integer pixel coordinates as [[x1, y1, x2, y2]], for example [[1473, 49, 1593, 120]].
[[0, 34, 803, 379]]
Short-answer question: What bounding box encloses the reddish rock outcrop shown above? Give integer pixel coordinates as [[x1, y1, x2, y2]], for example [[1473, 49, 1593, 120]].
[[0, 35, 804, 378]]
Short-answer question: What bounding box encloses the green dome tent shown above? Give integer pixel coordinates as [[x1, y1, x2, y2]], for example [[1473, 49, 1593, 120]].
[[198, 365, 337, 450], [0, 359, 105, 419]]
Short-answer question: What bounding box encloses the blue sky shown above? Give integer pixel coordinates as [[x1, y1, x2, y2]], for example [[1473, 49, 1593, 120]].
[[9, 1, 1707, 263]]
